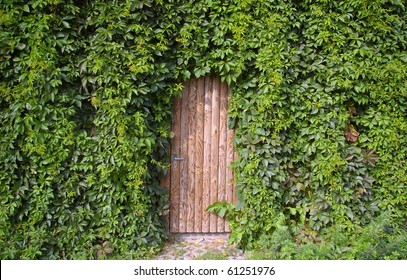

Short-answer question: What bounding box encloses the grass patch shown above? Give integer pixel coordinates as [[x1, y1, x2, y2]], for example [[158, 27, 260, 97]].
[[246, 249, 274, 260], [196, 249, 228, 260]]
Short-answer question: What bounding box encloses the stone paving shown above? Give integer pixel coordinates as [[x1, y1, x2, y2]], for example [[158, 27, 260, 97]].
[[154, 234, 245, 260]]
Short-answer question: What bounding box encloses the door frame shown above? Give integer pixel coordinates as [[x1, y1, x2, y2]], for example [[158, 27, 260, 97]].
[[162, 76, 235, 234]]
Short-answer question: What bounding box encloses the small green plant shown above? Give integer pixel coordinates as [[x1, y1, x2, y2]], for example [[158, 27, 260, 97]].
[[246, 249, 275, 260], [95, 241, 113, 259], [196, 249, 228, 260]]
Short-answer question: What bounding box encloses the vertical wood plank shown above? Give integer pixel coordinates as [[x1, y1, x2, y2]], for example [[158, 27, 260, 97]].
[[179, 82, 189, 233], [202, 77, 213, 232], [194, 78, 205, 232], [217, 80, 228, 232], [170, 95, 181, 233], [225, 87, 234, 232], [187, 79, 197, 232], [210, 77, 220, 232]]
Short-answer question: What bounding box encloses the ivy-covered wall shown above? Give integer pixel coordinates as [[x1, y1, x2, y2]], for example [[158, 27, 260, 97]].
[[0, 0, 179, 259], [1, 0, 406, 258]]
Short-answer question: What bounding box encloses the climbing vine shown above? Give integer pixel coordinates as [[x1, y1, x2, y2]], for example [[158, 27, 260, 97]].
[[1, 0, 406, 258]]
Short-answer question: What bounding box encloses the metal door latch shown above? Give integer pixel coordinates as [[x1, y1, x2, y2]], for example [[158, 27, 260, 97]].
[[173, 152, 184, 168]]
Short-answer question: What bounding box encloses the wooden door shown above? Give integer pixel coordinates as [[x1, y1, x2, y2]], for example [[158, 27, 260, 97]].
[[165, 76, 235, 233]]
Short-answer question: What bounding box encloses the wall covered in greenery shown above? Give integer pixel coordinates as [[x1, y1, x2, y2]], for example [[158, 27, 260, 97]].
[[1, 0, 406, 259]]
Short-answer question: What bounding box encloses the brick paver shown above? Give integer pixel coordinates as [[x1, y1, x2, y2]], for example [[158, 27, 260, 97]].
[[154, 234, 245, 260]]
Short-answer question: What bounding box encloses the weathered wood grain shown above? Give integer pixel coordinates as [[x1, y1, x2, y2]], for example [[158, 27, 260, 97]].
[[210, 77, 220, 232], [179, 83, 189, 233], [187, 79, 196, 232], [202, 77, 213, 232], [194, 78, 205, 232], [217, 80, 228, 232], [169, 77, 234, 233], [225, 87, 234, 232]]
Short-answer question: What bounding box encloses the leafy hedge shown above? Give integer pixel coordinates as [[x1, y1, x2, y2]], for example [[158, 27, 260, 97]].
[[1, 0, 406, 258]]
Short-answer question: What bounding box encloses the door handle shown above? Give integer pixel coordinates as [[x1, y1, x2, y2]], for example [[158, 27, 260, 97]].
[[173, 152, 184, 168]]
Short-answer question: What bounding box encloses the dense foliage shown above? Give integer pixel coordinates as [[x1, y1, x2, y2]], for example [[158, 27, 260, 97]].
[[1, 0, 406, 259], [245, 213, 407, 260], [0, 0, 178, 259]]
